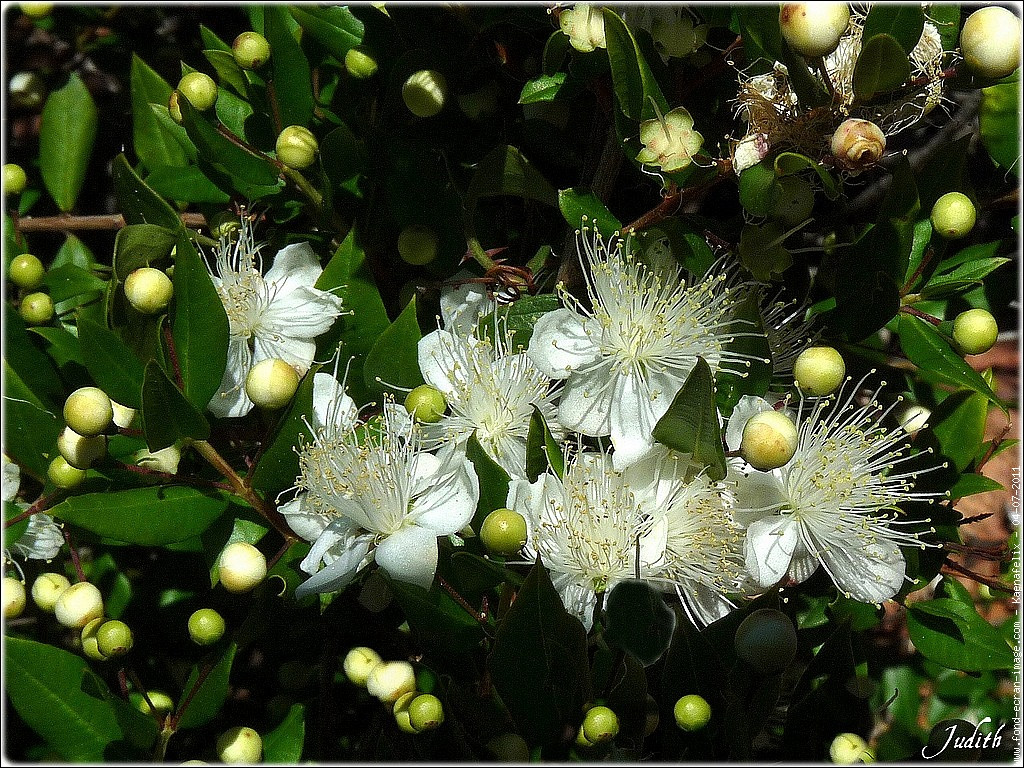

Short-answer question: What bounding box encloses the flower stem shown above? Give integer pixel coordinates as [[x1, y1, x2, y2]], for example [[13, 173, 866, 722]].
[[4, 491, 63, 528], [900, 306, 943, 326], [62, 527, 87, 582], [15, 213, 207, 233]]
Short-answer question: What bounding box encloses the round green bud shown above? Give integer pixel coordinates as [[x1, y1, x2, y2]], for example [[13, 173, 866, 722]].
[[830, 118, 885, 173], [345, 47, 378, 79], [366, 660, 416, 703], [177, 71, 218, 111], [486, 733, 530, 762], [393, 691, 418, 734], [343, 646, 383, 686], [209, 211, 242, 240], [771, 176, 815, 226], [402, 69, 448, 118], [64, 387, 114, 437], [9, 253, 44, 289], [734, 608, 798, 674], [673, 694, 712, 732], [275, 125, 318, 170], [740, 411, 799, 471], [952, 308, 998, 355], [124, 267, 174, 315], [480, 508, 528, 556], [31, 572, 71, 612], [232, 31, 271, 70], [737, 160, 780, 217], [830, 732, 870, 764], [245, 358, 300, 410], [4, 164, 28, 196], [81, 617, 107, 660], [97, 619, 133, 658], [54, 581, 104, 629], [20, 3, 53, 19], [58, 426, 107, 470], [188, 608, 226, 646], [582, 706, 619, 744], [218, 542, 267, 593], [404, 384, 446, 423], [3, 577, 26, 619], [397, 225, 439, 266], [9, 71, 47, 110], [779, 3, 850, 58], [930, 192, 976, 240], [216, 726, 263, 764], [136, 690, 174, 716], [20, 292, 53, 325], [793, 346, 846, 396], [960, 7, 1021, 80], [48, 455, 87, 489], [408, 693, 445, 732], [898, 405, 930, 435], [168, 90, 184, 124]]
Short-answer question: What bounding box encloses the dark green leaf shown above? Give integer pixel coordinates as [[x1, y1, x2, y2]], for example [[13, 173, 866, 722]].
[[214, 87, 254, 139], [2, 360, 61, 478], [141, 361, 211, 451], [907, 599, 1014, 672], [557, 188, 622, 239], [39, 74, 97, 212], [263, 704, 305, 762], [204, 49, 249, 97], [264, 6, 314, 127], [948, 473, 1004, 501], [716, 292, 773, 416], [733, 6, 783, 69], [467, 144, 558, 212], [519, 73, 567, 104], [862, 4, 925, 53], [774, 152, 840, 200], [112, 154, 183, 231], [77, 317, 146, 409], [5, 501, 29, 548], [476, 293, 561, 349], [250, 365, 317, 499], [145, 164, 231, 204], [979, 82, 1020, 177], [389, 579, 485, 655], [176, 642, 238, 729], [113, 224, 177, 281], [928, 389, 988, 473], [130, 55, 189, 169], [41, 264, 106, 303], [466, 434, 511, 532], [288, 5, 364, 60], [652, 358, 727, 481], [852, 34, 911, 100], [51, 233, 96, 271], [200, 24, 232, 52], [5, 303, 62, 408], [602, 8, 668, 121], [525, 406, 565, 482], [604, 580, 677, 666], [363, 296, 424, 398], [926, 4, 960, 50], [898, 314, 1000, 405]]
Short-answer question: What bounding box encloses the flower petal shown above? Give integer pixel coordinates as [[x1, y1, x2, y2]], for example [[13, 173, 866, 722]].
[[278, 494, 329, 542], [208, 337, 254, 418], [312, 373, 358, 432], [417, 329, 463, 396], [411, 457, 478, 534], [264, 242, 324, 294], [553, 573, 597, 631], [556, 364, 615, 436], [527, 308, 602, 380], [676, 582, 734, 627], [609, 369, 681, 469], [374, 525, 440, 590], [820, 536, 906, 604], [744, 515, 800, 589], [257, 285, 344, 344], [253, 334, 316, 374], [440, 270, 494, 333], [731, 470, 789, 528], [295, 529, 373, 600]]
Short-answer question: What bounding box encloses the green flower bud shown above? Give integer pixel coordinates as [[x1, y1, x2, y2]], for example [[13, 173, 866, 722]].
[[734, 608, 797, 674], [275, 125, 319, 169], [57, 426, 107, 470], [366, 660, 416, 703], [9, 253, 44, 289], [232, 31, 271, 70], [209, 211, 242, 240], [409, 693, 445, 732], [48, 455, 87, 490], [218, 542, 267, 593], [559, 3, 606, 53], [402, 70, 448, 118], [20, 292, 53, 325], [393, 691, 419, 734], [81, 617, 107, 660], [31, 572, 71, 612], [64, 387, 114, 437], [216, 726, 263, 764], [188, 608, 226, 646], [345, 47, 378, 79], [480, 508, 528, 556], [97, 619, 133, 658], [830, 732, 871, 764], [4, 164, 28, 196], [3, 577, 26, 619], [952, 308, 998, 355], [793, 346, 846, 396], [245, 358, 300, 410], [930, 192, 976, 240], [168, 90, 184, 124], [136, 690, 174, 716], [404, 384, 446, 423], [54, 581, 104, 629], [397, 224, 439, 266], [124, 267, 174, 315], [582, 706, 619, 744], [960, 7, 1021, 80], [740, 411, 799, 471], [343, 646, 383, 686], [177, 71, 218, 111], [830, 119, 885, 173], [779, 3, 850, 58], [771, 176, 815, 226], [20, 3, 53, 19], [673, 694, 712, 731]]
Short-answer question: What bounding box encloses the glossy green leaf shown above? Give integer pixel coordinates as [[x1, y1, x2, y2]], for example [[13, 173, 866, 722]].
[[949, 473, 1004, 501], [176, 642, 238, 730], [557, 188, 622, 239], [466, 144, 558, 212], [979, 82, 1021, 177], [716, 292, 773, 417], [39, 74, 97, 212], [51, 233, 96, 271], [5, 502, 29, 548], [476, 294, 561, 349], [898, 314, 1000, 405], [853, 34, 911, 100], [112, 154, 183, 231], [5, 304, 62, 408], [605, 580, 677, 666], [264, 6, 313, 128], [363, 296, 424, 398], [171, 234, 229, 410], [928, 390, 988, 473], [907, 599, 1014, 672], [774, 152, 840, 200], [250, 365, 317, 499], [862, 4, 925, 53], [77, 317, 146, 409], [2, 361, 61, 478], [214, 86, 254, 139], [926, 4, 960, 50], [525, 405, 564, 482], [519, 73, 567, 104], [288, 4, 364, 60], [466, 434, 511, 531], [145, 164, 231, 204], [389, 579, 485, 655], [141, 361, 211, 451], [652, 358, 727, 481], [130, 54, 189, 169], [113, 224, 177, 281], [733, 5, 783, 71], [603, 8, 668, 121], [263, 704, 305, 763], [41, 264, 106, 303], [488, 560, 591, 746], [204, 49, 249, 97]]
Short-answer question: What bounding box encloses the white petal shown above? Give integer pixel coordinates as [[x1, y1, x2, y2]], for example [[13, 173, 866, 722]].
[[374, 525, 440, 590], [787, 537, 820, 584], [264, 242, 324, 294], [440, 270, 494, 333], [731, 470, 789, 528], [13, 514, 64, 561], [253, 334, 316, 374], [312, 373, 358, 432], [208, 337, 254, 418], [3, 456, 21, 502], [609, 370, 680, 469], [725, 395, 774, 452], [556, 364, 615, 436], [553, 574, 597, 631], [295, 529, 372, 599], [278, 494, 329, 542], [417, 329, 463, 396], [820, 536, 906, 603], [408, 452, 443, 497], [744, 516, 800, 589], [411, 457, 479, 534], [527, 308, 602, 380], [677, 582, 734, 627]]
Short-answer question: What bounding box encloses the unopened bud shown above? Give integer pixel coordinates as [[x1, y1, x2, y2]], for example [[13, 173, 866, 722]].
[[830, 119, 885, 173]]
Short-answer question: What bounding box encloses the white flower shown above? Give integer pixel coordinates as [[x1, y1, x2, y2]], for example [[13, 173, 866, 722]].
[[281, 383, 479, 598], [507, 451, 667, 630], [3, 454, 20, 502], [527, 233, 748, 468], [439, 270, 497, 335], [2, 454, 63, 562], [206, 221, 345, 418], [728, 386, 939, 604]]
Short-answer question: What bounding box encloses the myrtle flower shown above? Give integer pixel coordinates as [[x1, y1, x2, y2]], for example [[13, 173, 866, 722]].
[[206, 221, 345, 418], [280, 381, 479, 598], [636, 106, 704, 173], [527, 232, 749, 468], [3, 454, 63, 562], [558, 4, 606, 53], [727, 384, 939, 604]]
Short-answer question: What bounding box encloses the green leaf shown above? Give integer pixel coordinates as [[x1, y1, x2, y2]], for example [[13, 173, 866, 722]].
[[288, 4, 364, 60], [897, 314, 1000, 405], [214, 86, 255, 139], [488, 560, 591, 746], [466, 144, 558, 213], [50, 486, 228, 546], [525, 406, 564, 482], [773, 152, 840, 200], [145, 164, 231, 204], [907, 599, 1014, 672], [652, 358, 727, 481], [466, 434, 511, 531], [263, 704, 305, 762], [113, 224, 177, 281], [715, 291, 773, 416], [733, 6, 783, 70], [264, 6, 314, 127], [389, 579, 485, 656], [39, 73, 97, 212], [2, 358, 61, 478], [363, 296, 424, 398], [949, 473, 1004, 501], [40, 264, 105, 303], [130, 54, 189, 169], [980, 82, 1021, 177], [5, 304, 62, 408], [176, 642, 238, 730], [928, 390, 988, 473], [77, 317, 146, 409], [52, 233, 96, 271], [250, 365, 316, 499], [861, 4, 925, 53], [112, 154, 183, 231], [5, 636, 150, 761], [141, 361, 211, 451], [518, 73, 567, 104], [852, 34, 911, 100], [603, 8, 668, 121], [557, 188, 622, 240], [204, 49, 249, 97], [171, 234, 229, 410], [200, 24, 232, 52], [604, 580, 677, 666], [476, 293, 561, 349]]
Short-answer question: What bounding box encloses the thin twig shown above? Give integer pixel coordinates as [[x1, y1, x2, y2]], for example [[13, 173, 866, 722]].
[[900, 306, 943, 326], [63, 527, 87, 582], [163, 326, 184, 391], [900, 247, 936, 296], [111, 460, 233, 492], [941, 560, 1013, 593], [977, 422, 1012, 472], [16, 213, 207, 233], [4, 490, 64, 528]]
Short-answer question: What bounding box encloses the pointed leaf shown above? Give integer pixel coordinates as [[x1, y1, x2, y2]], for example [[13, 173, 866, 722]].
[[176, 642, 238, 730], [908, 599, 1014, 672], [652, 358, 727, 481], [263, 704, 305, 763], [466, 434, 511, 531], [604, 579, 677, 666], [112, 154, 183, 231], [558, 188, 622, 240], [603, 8, 668, 121], [853, 34, 911, 100], [39, 74, 97, 212], [288, 5, 364, 60], [130, 54, 189, 169], [525, 405, 564, 482], [519, 73, 567, 104], [77, 317, 146, 409], [898, 314, 1000, 406], [141, 361, 210, 451], [363, 296, 424, 398], [264, 6, 314, 127]]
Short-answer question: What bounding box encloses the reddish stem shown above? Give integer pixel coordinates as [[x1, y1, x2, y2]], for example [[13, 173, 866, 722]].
[[63, 527, 87, 582], [901, 247, 936, 295], [901, 306, 943, 326], [4, 490, 63, 528], [163, 326, 184, 390]]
